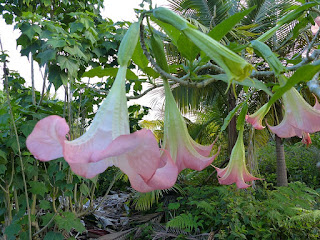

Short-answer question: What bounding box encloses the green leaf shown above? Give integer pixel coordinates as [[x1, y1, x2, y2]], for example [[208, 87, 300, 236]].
[[209, 6, 256, 41], [142, 67, 160, 78], [84, 30, 96, 44], [132, 39, 149, 69], [43, 0, 51, 7], [151, 16, 181, 45], [83, 67, 138, 80], [37, 49, 56, 66], [55, 212, 85, 233], [168, 202, 180, 210], [39, 200, 51, 210], [44, 232, 64, 240], [213, 74, 272, 96], [0, 165, 6, 174], [47, 39, 67, 48], [48, 65, 63, 90], [176, 33, 199, 61], [4, 222, 21, 239], [0, 113, 10, 126], [20, 23, 42, 40], [251, 40, 285, 76], [0, 150, 7, 165], [64, 46, 87, 60], [221, 102, 244, 132], [268, 62, 320, 107], [80, 183, 90, 196], [277, 2, 318, 25], [70, 22, 84, 33], [3, 13, 13, 24], [57, 56, 79, 77], [236, 103, 248, 131], [29, 181, 48, 197], [21, 120, 37, 137]]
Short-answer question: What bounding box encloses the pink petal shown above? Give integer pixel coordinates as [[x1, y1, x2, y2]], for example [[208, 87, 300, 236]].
[[175, 143, 220, 173], [266, 118, 303, 138], [191, 136, 218, 156], [315, 16, 320, 26], [129, 151, 179, 192], [267, 88, 320, 139], [311, 25, 319, 35], [69, 160, 114, 179], [26, 115, 69, 161], [92, 129, 162, 182], [215, 166, 259, 189], [145, 151, 178, 191], [246, 114, 265, 130]]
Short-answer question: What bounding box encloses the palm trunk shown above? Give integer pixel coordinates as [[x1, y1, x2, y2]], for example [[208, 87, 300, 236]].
[[275, 135, 288, 186]]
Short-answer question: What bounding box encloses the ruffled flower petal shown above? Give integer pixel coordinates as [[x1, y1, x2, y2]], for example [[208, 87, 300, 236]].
[[267, 88, 320, 144], [26, 115, 69, 161], [246, 103, 270, 130]]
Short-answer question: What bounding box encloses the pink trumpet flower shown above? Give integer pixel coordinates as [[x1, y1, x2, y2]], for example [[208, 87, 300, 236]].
[[26, 65, 178, 192], [162, 80, 220, 173], [245, 103, 271, 130], [311, 16, 320, 35], [215, 130, 260, 189], [267, 88, 320, 145]]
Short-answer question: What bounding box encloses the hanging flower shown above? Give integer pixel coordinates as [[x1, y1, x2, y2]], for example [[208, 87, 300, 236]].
[[215, 129, 260, 189], [311, 16, 320, 35], [162, 80, 220, 173], [27, 66, 178, 192], [267, 87, 320, 145], [245, 103, 271, 130]]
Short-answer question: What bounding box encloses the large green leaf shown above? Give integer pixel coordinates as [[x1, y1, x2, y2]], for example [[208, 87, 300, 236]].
[[251, 40, 286, 76], [213, 74, 272, 96], [29, 181, 48, 197], [268, 62, 320, 106], [151, 16, 199, 60], [54, 212, 85, 232], [83, 67, 138, 80], [132, 39, 149, 69], [209, 6, 256, 41], [57, 56, 79, 77], [44, 232, 64, 240], [221, 102, 244, 132], [37, 49, 56, 66]]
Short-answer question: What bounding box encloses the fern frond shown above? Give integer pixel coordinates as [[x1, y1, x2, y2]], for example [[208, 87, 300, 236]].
[[166, 213, 200, 232], [290, 209, 320, 223]]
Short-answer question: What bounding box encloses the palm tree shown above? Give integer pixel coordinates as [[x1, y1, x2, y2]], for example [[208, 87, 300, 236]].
[[166, 0, 305, 186]]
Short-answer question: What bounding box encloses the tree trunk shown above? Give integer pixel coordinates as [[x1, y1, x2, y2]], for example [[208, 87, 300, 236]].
[[227, 91, 237, 155], [275, 135, 288, 186]]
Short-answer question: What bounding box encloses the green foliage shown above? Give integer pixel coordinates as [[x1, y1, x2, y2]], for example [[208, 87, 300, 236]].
[[257, 141, 320, 188], [166, 213, 202, 232], [158, 183, 320, 239]]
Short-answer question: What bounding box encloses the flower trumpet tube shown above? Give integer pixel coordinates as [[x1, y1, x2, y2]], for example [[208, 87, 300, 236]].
[[162, 79, 220, 172], [267, 87, 320, 145], [215, 129, 260, 189]]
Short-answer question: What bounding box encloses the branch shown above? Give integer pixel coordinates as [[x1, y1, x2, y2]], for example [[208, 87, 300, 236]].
[[127, 84, 163, 99]]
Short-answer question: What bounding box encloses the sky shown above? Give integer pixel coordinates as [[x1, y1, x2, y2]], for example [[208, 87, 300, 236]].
[[0, 0, 168, 116]]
